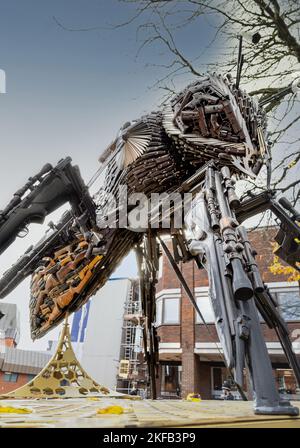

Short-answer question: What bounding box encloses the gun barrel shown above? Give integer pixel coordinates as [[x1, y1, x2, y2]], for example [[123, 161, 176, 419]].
[[34, 163, 53, 179], [235, 191, 275, 223], [231, 258, 253, 300], [238, 226, 264, 294], [215, 171, 253, 301], [0, 176, 69, 256], [0, 253, 31, 298], [0, 159, 96, 257], [221, 166, 240, 209], [278, 197, 300, 221], [205, 167, 220, 231], [0, 163, 53, 221]]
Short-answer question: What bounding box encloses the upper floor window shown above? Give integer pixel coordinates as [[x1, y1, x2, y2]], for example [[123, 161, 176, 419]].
[[194, 288, 300, 323], [156, 298, 163, 326], [158, 255, 163, 279], [164, 298, 180, 323], [276, 291, 300, 321], [3, 372, 18, 382], [196, 296, 215, 324], [156, 297, 180, 325]]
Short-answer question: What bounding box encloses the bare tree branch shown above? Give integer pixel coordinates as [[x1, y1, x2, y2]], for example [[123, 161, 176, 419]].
[[53, 0, 300, 205], [117, 0, 300, 204]]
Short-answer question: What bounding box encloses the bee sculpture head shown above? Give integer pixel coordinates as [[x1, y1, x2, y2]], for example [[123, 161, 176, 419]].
[[163, 72, 268, 178]]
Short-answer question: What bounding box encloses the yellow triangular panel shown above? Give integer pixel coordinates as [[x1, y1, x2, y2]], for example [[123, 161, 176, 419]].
[[4, 319, 124, 399]]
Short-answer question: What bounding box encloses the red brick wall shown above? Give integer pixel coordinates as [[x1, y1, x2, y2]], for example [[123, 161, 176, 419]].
[[3, 338, 16, 348], [157, 227, 291, 292], [195, 322, 300, 343], [261, 321, 300, 343], [158, 322, 300, 344], [0, 372, 29, 394], [251, 227, 286, 283], [195, 324, 219, 342], [157, 325, 180, 342], [157, 254, 181, 291]]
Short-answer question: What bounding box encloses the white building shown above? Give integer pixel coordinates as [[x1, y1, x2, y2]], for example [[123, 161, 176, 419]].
[[70, 278, 133, 389]]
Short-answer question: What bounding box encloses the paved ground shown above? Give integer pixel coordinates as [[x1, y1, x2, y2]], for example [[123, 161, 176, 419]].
[[0, 398, 300, 428]]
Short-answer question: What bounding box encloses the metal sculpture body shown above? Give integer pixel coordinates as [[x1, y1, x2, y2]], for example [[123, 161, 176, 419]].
[[0, 73, 299, 415]]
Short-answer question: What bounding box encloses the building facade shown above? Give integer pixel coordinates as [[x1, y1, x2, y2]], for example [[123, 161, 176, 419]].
[[70, 277, 145, 392], [0, 302, 50, 394], [155, 227, 300, 400], [0, 348, 51, 394]]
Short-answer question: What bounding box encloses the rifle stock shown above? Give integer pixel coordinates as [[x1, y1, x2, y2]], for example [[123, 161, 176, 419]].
[[0, 211, 72, 298], [0, 158, 96, 256]]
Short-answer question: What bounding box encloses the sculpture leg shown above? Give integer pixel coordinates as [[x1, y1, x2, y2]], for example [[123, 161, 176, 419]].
[[192, 235, 299, 415], [186, 189, 299, 416], [239, 298, 299, 415], [135, 232, 160, 399]]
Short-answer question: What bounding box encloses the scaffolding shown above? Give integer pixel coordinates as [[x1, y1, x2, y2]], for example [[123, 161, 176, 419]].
[[117, 280, 146, 395]]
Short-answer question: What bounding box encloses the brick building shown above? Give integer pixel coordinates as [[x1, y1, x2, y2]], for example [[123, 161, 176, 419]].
[[155, 226, 300, 400], [0, 348, 51, 394], [0, 302, 51, 394]]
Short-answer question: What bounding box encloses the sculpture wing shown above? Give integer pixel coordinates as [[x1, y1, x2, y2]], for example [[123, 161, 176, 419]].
[[116, 120, 152, 169]]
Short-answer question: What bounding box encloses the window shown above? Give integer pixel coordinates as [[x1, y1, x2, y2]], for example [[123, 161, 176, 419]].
[[158, 255, 163, 279], [275, 369, 298, 394], [161, 364, 181, 396], [156, 299, 163, 326], [163, 298, 180, 324], [156, 297, 180, 325], [119, 360, 130, 379], [276, 291, 300, 321], [212, 367, 223, 391], [27, 374, 35, 382], [3, 372, 18, 382], [196, 296, 215, 324], [277, 374, 286, 391], [211, 367, 238, 401]]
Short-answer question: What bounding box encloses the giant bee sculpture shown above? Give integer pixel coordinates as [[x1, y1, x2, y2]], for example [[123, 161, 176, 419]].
[[0, 72, 299, 415]]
